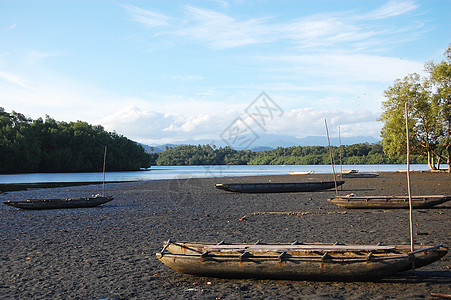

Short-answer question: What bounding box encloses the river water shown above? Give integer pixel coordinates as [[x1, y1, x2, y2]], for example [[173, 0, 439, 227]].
[[0, 164, 430, 184]]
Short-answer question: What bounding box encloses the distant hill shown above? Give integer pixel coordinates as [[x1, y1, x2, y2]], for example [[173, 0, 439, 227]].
[[140, 144, 177, 153], [143, 134, 380, 152]]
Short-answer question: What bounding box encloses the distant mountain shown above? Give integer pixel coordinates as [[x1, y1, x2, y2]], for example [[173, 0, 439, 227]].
[[143, 134, 380, 152]]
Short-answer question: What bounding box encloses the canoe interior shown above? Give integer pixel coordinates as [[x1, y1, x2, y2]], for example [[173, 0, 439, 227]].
[[156, 241, 448, 281]]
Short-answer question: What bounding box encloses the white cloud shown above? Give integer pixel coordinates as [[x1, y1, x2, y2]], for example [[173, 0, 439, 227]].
[[178, 5, 271, 48], [0, 70, 30, 88], [267, 108, 381, 138], [122, 4, 170, 28], [124, 1, 423, 51], [365, 0, 418, 19], [94, 102, 383, 144]]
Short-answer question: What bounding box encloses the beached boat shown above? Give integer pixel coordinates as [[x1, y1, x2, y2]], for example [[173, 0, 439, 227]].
[[328, 194, 451, 209], [215, 181, 344, 193], [2, 196, 113, 210], [288, 171, 315, 175], [341, 170, 358, 174], [156, 240, 448, 281], [340, 173, 379, 178]]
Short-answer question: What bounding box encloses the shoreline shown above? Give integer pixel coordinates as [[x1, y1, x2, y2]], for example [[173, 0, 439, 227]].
[[0, 181, 134, 193], [0, 172, 450, 299], [1, 168, 447, 193]]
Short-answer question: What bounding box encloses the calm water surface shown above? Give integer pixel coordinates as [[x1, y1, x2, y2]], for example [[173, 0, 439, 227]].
[[0, 164, 430, 184]]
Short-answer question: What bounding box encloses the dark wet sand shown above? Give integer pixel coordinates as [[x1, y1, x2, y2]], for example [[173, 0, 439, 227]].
[[1, 171, 450, 299]]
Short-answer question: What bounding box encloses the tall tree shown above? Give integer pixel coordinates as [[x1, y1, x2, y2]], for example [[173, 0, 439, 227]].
[[379, 45, 451, 172], [425, 46, 451, 171]]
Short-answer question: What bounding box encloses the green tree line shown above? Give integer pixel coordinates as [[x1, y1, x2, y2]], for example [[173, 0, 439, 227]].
[[149, 142, 426, 166], [0, 108, 151, 173]]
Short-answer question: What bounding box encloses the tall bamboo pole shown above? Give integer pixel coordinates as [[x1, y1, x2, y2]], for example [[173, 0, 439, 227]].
[[102, 145, 107, 197], [405, 102, 414, 253], [339, 126, 343, 178], [325, 119, 338, 196]]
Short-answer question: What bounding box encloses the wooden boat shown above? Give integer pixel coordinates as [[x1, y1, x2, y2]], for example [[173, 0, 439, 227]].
[[328, 194, 451, 209], [215, 181, 344, 193], [340, 173, 379, 178], [156, 240, 448, 281], [341, 169, 358, 174], [288, 171, 315, 175], [2, 196, 113, 210]]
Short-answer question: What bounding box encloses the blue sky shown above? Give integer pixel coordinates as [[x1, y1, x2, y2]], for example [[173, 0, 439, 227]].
[[1, 0, 450, 146]]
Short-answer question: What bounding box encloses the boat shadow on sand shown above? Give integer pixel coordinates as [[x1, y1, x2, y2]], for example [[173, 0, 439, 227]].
[[337, 188, 377, 192], [379, 270, 451, 284]]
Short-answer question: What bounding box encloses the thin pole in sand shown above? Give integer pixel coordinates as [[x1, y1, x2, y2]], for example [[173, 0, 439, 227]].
[[325, 119, 338, 196], [339, 126, 343, 178], [102, 145, 107, 197], [405, 103, 414, 253]]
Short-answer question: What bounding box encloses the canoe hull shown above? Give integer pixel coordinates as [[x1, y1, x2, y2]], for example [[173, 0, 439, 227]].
[[288, 171, 315, 175], [328, 195, 451, 209], [341, 173, 379, 178], [2, 196, 114, 210], [215, 181, 344, 193], [156, 241, 447, 281]]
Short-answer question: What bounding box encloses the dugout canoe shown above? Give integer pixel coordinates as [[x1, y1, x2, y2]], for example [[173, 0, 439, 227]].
[[288, 171, 315, 175], [327, 194, 451, 209], [340, 173, 379, 178], [2, 196, 113, 210], [215, 181, 344, 193], [156, 240, 447, 281]]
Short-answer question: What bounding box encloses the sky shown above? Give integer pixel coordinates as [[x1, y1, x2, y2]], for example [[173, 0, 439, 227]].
[[1, 0, 450, 147]]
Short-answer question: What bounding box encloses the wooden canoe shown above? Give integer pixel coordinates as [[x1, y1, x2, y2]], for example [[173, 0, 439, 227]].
[[2, 196, 113, 210], [156, 241, 448, 281], [215, 181, 344, 193], [340, 173, 379, 178], [288, 171, 315, 175], [328, 194, 451, 209]]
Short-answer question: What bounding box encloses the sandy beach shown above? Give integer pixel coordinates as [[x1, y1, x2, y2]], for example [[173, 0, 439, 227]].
[[1, 171, 450, 299]]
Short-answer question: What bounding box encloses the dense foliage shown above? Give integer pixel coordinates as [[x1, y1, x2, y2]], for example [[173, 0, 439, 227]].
[[150, 145, 253, 165], [0, 108, 151, 173], [150, 143, 426, 166], [380, 45, 450, 171]]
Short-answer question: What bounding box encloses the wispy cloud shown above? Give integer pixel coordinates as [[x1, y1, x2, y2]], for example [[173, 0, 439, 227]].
[[4, 23, 16, 32], [260, 53, 424, 82], [365, 0, 418, 19], [179, 5, 272, 48], [30, 50, 60, 59], [122, 4, 170, 28], [123, 1, 422, 51], [0, 70, 29, 88]]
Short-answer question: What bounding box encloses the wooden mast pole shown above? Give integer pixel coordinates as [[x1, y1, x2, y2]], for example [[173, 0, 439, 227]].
[[405, 102, 414, 253], [102, 145, 107, 197], [339, 126, 343, 178], [325, 119, 338, 196]]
